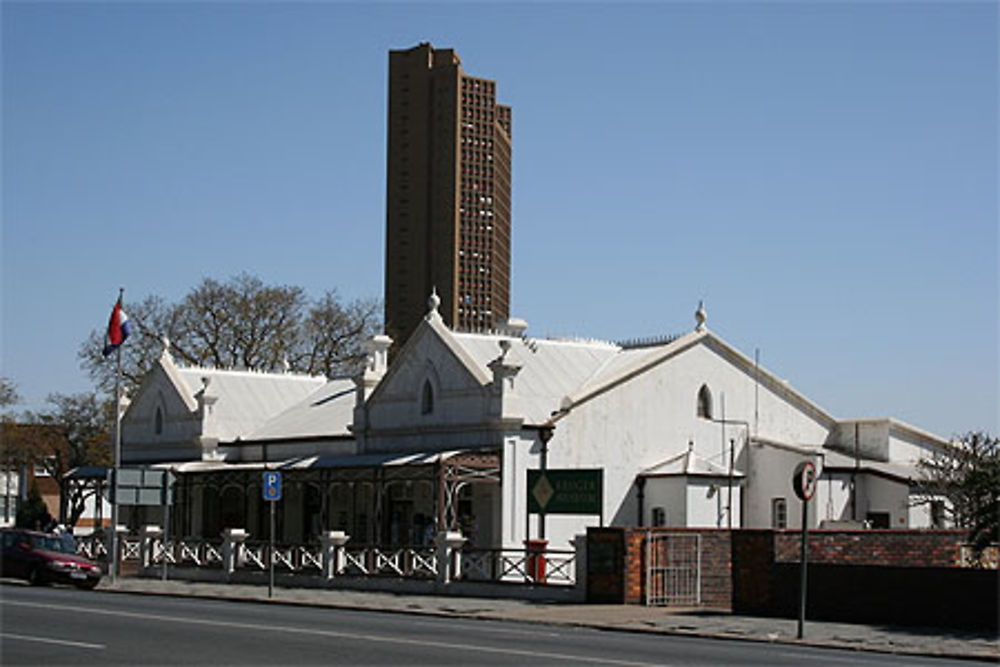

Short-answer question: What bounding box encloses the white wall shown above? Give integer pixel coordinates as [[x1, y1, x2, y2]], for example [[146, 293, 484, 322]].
[[746, 444, 823, 528], [815, 470, 854, 524], [859, 474, 910, 528], [548, 340, 834, 535], [644, 477, 687, 527], [123, 365, 203, 463]]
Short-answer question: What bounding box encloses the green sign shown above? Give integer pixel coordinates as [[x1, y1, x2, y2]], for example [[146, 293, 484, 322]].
[[527, 469, 603, 515]]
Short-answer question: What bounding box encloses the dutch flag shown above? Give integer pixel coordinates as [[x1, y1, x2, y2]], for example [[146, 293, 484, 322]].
[[102, 294, 132, 357]]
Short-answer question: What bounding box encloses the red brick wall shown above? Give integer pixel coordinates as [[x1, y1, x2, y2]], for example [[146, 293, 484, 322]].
[[772, 530, 967, 567], [611, 528, 978, 610]]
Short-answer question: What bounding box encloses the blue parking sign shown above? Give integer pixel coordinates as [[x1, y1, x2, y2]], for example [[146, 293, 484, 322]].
[[262, 471, 282, 501]]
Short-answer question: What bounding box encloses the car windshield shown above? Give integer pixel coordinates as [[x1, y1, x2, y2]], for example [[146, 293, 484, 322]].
[[30, 535, 73, 554]]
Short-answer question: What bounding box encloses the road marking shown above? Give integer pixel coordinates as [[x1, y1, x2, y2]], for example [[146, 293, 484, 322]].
[[3, 599, 668, 666], [1, 632, 105, 650]]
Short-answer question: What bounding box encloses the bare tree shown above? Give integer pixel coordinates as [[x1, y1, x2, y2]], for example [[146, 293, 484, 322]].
[[79, 273, 381, 396], [0, 376, 19, 410]]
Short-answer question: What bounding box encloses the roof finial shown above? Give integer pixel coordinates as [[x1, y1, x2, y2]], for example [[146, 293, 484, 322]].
[[428, 287, 441, 315], [695, 300, 707, 332], [160, 335, 173, 361]]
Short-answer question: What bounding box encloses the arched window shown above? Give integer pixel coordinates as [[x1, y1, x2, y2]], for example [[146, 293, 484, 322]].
[[421, 380, 434, 415], [697, 384, 713, 419], [154, 407, 164, 435]]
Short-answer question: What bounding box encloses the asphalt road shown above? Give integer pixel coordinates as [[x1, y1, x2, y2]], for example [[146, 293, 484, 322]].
[[0, 584, 980, 666]]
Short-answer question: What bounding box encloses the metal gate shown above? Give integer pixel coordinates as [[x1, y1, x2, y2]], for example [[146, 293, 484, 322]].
[[645, 532, 701, 606]]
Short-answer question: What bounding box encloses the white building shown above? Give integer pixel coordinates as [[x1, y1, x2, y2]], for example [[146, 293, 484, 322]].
[[120, 299, 951, 548]]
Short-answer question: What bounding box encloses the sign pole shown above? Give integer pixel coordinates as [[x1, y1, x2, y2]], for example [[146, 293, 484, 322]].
[[792, 460, 817, 640], [263, 469, 281, 599], [161, 475, 170, 582], [797, 496, 809, 639], [269, 499, 275, 598]]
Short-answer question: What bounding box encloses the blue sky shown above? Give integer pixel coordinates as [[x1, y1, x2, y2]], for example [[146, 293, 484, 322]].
[[2, 2, 996, 439]]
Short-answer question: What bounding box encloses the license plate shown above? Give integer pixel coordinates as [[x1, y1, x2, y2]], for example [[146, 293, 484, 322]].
[[70, 572, 86, 579]]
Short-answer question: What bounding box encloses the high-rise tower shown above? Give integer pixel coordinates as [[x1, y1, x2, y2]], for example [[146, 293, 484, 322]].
[[384, 43, 512, 349]]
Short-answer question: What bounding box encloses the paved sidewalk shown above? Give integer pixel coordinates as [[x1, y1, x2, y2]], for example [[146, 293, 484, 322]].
[[100, 577, 998, 662]]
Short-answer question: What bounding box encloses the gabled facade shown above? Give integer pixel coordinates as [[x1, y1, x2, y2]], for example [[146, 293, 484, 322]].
[[121, 302, 952, 548], [121, 342, 333, 464]]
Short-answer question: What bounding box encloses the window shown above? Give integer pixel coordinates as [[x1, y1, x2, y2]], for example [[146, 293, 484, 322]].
[[421, 380, 434, 415], [697, 384, 713, 419], [651, 507, 666, 527], [771, 498, 787, 529], [867, 512, 890, 529], [155, 407, 164, 436]]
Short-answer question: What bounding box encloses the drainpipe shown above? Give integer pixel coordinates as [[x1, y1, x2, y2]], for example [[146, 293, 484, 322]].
[[636, 476, 646, 526]]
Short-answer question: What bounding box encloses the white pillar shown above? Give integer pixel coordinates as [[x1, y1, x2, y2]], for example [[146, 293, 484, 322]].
[[319, 530, 350, 579], [434, 531, 466, 584], [105, 524, 127, 572], [140, 525, 163, 569], [222, 528, 248, 578]]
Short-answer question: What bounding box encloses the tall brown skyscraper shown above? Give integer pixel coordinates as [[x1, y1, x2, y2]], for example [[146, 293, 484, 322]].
[[385, 43, 512, 348]]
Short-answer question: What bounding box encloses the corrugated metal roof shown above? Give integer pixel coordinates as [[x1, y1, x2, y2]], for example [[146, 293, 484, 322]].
[[174, 367, 327, 443], [452, 332, 621, 423], [282, 450, 464, 469], [244, 378, 355, 441]]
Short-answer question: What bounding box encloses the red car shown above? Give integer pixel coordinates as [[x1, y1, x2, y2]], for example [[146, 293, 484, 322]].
[[1, 528, 102, 589]]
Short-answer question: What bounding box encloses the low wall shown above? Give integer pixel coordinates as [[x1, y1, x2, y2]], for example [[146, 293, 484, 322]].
[[772, 529, 968, 567], [140, 566, 584, 603], [732, 530, 998, 631], [594, 527, 995, 630]]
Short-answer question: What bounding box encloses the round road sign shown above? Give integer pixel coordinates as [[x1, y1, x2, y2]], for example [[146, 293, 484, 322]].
[[792, 461, 817, 501]]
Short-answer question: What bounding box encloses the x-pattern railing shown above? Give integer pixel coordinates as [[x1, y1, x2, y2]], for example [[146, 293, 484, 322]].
[[80, 533, 575, 587], [460, 548, 575, 585]]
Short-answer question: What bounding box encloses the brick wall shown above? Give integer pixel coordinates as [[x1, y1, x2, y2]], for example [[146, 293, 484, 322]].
[[772, 530, 967, 567], [620, 528, 733, 608], [730, 529, 998, 630]]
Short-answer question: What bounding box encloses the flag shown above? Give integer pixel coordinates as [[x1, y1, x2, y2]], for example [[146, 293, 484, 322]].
[[102, 296, 131, 357]]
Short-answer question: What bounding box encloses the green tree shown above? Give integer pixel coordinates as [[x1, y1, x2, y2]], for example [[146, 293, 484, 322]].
[[916, 431, 999, 557], [15, 481, 51, 530], [79, 273, 380, 395]]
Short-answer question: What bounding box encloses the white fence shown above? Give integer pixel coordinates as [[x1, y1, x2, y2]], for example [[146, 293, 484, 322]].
[[79, 528, 578, 588]]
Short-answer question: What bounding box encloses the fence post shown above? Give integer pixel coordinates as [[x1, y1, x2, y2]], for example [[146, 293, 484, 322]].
[[434, 531, 466, 584], [222, 528, 248, 580], [320, 530, 350, 580], [105, 524, 127, 575], [140, 525, 163, 570], [573, 534, 588, 596], [524, 538, 549, 583]]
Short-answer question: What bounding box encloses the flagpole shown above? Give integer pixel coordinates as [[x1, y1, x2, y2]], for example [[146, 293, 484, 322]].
[[110, 287, 123, 585]]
